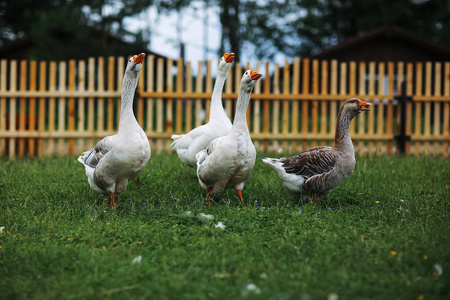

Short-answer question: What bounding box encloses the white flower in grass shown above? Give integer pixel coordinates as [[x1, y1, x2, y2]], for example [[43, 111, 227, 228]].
[[241, 283, 261, 296], [214, 221, 226, 230], [434, 264, 443, 276], [328, 293, 338, 300], [132, 255, 142, 264], [0, 227, 4, 234], [198, 213, 214, 221]]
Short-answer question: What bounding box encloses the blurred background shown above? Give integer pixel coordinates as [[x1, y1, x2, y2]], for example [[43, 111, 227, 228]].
[[1, 0, 450, 63]]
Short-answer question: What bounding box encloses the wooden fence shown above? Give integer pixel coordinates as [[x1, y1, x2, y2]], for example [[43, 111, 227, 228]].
[[0, 56, 449, 159]]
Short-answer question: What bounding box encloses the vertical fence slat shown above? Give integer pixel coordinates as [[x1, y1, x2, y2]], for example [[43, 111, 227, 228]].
[[282, 60, 290, 150], [376, 62, 385, 155], [406, 63, 413, 154], [0, 60, 5, 156], [146, 55, 154, 134], [156, 58, 164, 153], [58, 61, 67, 155], [205, 60, 212, 123], [444, 62, 450, 157], [19, 60, 27, 158], [349, 62, 357, 137], [176, 58, 183, 134], [386, 62, 394, 155], [253, 61, 261, 151], [330, 60, 338, 138], [367, 62, 375, 154], [263, 62, 270, 151], [320, 60, 328, 147], [68, 60, 76, 155], [107, 57, 115, 132], [185, 61, 192, 133], [195, 61, 203, 128], [433, 62, 441, 156], [77, 60, 86, 154], [116, 57, 124, 126], [48, 62, 56, 155], [28, 61, 37, 157], [414, 62, 423, 155], [291, 58, 300, 151], [272, 63, 280, 151], [8, 61, 17, 159], [37, 62, 46, 157], [358, 62, 366, 154], [301, 58, 310, 150], [311, 60, 319, 147], [87, 58, 95, 149], [97, 57, 105, 138], [423, 62, 432, 154]]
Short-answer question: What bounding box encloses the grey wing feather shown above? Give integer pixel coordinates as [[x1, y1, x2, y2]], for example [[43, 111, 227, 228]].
[[281, 146, 337, 179], [82, 136, 113, 168]]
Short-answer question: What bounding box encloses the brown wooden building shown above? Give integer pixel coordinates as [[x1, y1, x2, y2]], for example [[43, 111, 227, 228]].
[[311, 25, 450, 62]]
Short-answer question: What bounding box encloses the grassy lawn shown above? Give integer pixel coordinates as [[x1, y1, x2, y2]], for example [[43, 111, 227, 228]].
[[0, 153, 449, 299]]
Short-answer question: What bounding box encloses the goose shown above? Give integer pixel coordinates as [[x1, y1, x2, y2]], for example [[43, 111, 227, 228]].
[[78, 53, 151, 209], [196, 69, 262, 205], [171, 53, 235, 168], [262, 98, 371, 203]]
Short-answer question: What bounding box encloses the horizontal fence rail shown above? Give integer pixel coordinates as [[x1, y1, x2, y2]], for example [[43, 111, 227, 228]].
[[0, 56, 449, 159]]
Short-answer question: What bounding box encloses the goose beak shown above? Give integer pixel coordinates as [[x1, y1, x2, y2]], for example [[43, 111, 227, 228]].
[[358, 99, 371, 111], [133, 53, 145, 65], [250, 69, 262, 81], [223, 53, 235, 63]]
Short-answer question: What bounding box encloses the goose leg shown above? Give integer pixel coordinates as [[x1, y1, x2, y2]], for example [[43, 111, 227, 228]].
[[108, 193, 117, 209], [206, 187, 213, 205], [236, 190, 246, 207], [135, 177, 141, 189], [311, 195, 318, 204]]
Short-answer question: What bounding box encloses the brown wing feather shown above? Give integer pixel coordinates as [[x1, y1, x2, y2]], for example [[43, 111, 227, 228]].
[[281, 146, 337, 179]]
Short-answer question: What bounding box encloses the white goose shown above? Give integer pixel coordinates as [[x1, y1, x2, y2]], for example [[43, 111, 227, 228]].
[[78, 53, 151, 208], [171, 53, 235, 168], [196, 69, 262, 205], [262, 98, 371, 203]]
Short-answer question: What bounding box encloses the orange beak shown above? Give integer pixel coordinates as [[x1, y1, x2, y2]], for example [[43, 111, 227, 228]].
[[358, 99, 371, 111], [250, 69, 262, 81], [223, 53, 235, 63], [132, 53, 145, 65]]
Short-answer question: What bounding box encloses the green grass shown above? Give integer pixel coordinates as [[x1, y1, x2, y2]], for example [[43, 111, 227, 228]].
[[0, 154, 449, 299]]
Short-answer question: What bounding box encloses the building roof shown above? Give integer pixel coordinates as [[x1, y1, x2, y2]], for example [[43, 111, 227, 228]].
[[310, 26, 450, 62], [0, 25, 170, 61]]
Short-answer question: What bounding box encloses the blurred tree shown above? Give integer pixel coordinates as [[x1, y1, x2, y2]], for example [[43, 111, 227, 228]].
[[241, 0, 450, 58], [0, 0, 153, 60]]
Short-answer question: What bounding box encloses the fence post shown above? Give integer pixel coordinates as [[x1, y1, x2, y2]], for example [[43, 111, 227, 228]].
[[395, 81, 412, 154]]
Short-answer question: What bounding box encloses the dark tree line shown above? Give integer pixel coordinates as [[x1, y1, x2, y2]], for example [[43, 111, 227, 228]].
[[1, 0, 449, 60]]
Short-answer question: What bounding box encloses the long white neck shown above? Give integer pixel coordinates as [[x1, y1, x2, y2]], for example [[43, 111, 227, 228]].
[[231, 82, 253, 134], [118, 74, 139, 133], [209, 66, 230, 120]]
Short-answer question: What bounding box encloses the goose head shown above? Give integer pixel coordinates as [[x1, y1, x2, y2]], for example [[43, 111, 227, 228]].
[[341, 98, 371, 118], [218, 52, 235, 74], [126, 53, 145, 78], [240, 69, 262, 92]]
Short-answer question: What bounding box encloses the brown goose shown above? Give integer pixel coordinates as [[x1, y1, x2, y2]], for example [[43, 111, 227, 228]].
[[262, 98, 371, 203]]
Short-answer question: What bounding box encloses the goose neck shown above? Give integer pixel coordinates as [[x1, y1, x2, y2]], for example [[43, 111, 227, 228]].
[[119, 75, 139, 131], [209, 69, 228, 120], [334, 109, 353, 151], [231, 84, 252, 131]]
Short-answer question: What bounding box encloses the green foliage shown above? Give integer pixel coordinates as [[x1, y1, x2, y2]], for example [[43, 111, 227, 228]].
[[241, 0, 450, 58], [0, 154, 449, 299]]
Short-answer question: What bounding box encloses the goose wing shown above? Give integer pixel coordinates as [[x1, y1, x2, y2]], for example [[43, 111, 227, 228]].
[[281, 146, 338, 179], [80, 136, 114, 168]]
